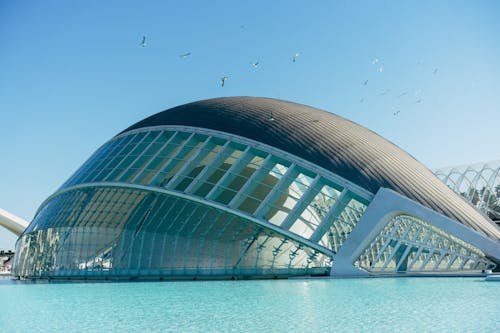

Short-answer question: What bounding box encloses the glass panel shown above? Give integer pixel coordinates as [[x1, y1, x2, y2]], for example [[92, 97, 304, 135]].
[[91, 132, 148, 183], [14, 185, 334, 278], [155, 134, 208, 187], [192, 147, 239, 197], [320, 198, 367, 252]]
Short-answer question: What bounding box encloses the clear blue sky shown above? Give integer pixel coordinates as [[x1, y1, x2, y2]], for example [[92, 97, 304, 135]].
[[1, 0, 499, 249]]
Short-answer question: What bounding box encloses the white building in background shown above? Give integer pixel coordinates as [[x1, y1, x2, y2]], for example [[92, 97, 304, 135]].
[[434, 160, 500, 224]]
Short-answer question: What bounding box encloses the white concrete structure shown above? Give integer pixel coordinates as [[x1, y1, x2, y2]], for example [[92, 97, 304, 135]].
[[0, 208, 28, 236], [332, 188, 499, 276]]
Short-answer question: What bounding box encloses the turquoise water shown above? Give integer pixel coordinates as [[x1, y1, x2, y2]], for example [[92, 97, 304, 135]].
[[0, 277, 498, 332]]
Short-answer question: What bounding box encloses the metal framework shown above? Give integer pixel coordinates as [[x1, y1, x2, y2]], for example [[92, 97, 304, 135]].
[[14, 126, 370, 278], [434, 160, 500, 222], [355, 215, 495, 274]]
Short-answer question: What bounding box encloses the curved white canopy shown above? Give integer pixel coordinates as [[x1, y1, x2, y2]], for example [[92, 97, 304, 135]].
[[0, 208, 28, 236]]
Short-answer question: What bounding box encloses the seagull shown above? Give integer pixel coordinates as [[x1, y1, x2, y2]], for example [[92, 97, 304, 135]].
[[179, 52, 191, 58], [140, 35, 147, 47], [220, 76, 228, 87], [393, 110, 401, 116], [363, 80, 368, 86], [292, 52, 301, 62], [433, 68, 438, 75], [268, 111, 275, 121], [250, 61, 259, 68]]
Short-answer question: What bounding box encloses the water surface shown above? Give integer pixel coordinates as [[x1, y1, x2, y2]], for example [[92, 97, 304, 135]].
[[0, 277, 498, 332]]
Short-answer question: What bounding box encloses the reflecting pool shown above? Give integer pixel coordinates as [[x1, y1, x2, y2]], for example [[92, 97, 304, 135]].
[[0, 277, 498, 332]]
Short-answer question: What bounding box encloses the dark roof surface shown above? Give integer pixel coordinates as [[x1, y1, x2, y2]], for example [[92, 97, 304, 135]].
[[121, 96, 500, 240]]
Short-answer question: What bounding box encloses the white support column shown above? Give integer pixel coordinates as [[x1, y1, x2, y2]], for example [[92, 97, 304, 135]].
[[417, 248, 437, 271], [406, 231, 431, 271], [445, 253, 459, 270], [431, 251, 448, 270], [309, 189, 350, 243], [394, 224, 424, 271], [394, 244, 413, 271], [458, 254, 473, 270], [280, 175, 323, 230], [379, 221, 413, 271], [253, 164, 299, 219], [368, 220, 403, 270]]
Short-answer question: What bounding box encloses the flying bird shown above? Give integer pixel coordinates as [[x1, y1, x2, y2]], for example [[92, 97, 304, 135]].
[[363, 80, 368, 86], [397, 92, 407, 98], [268, 111, 275, 121], [250, 61, 259, 68], [415, 99, 422, 104], [433, 68, 438, 75], [378, 64, 384, 72], [292, 52, 301, 62], [372, 58, 379, 64], [380, 89, 390, 96], [359, 98, 364, 103], [393, 110, 401, 116], [179, 52, 191, 58], [220, 76, 228, 87], [140, 36, 147, 47]]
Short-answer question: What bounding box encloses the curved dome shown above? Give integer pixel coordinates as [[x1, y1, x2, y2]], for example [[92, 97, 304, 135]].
[[122, 96, 500, 240], [13, 96, 499, 280]]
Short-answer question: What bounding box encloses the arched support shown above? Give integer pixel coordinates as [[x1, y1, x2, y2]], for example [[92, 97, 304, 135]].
[[0, 208, 28, 236], [331, 187, 500, 277]]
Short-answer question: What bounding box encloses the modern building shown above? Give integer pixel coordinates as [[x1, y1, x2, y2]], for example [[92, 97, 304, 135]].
[[12, 97, 500, 279], [434, 160, 500, 225]]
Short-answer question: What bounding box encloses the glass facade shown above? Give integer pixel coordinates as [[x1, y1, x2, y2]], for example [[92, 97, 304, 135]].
[[14, 127, 369, 278], [355, 215, 496, 274], [13, 125, 496, 279], [14, 188, 331, 278]]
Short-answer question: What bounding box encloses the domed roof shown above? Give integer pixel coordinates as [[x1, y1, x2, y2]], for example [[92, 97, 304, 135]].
[[121, 96, 500, 240]]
